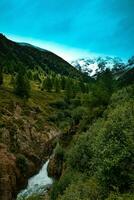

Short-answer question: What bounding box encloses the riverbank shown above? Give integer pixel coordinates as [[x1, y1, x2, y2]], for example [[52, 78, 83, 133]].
[[17, 160, 53, 199]]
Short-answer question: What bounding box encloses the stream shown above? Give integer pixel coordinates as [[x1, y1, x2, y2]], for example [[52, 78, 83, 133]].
[[17, 160, 53, 199]]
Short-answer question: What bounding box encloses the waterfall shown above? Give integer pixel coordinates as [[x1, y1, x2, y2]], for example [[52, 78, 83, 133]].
[[17, 160, 53, 199]]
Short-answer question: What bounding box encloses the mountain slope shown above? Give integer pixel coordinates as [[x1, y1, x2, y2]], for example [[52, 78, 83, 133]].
[[0, 34, 86, 79]]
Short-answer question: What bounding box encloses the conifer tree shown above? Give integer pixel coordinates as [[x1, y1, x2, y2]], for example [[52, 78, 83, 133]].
[[0, 66, 3, 86], [54, 77, 61, 92], [79, 81, 86, 93], [61, 76, 66, 90], [43, 76, 53, 92], [65, 78, 73, 102], [14, 67, 31, 98], [27, 70, 33, 80]]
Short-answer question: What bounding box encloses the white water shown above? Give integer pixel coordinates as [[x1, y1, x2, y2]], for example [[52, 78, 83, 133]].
[[17, 160, 53, 199]]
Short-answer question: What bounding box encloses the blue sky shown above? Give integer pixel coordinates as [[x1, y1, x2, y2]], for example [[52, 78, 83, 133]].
[[0, 0, 134, 61]]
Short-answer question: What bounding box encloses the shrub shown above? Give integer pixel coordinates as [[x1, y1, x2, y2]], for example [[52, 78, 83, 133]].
[[54, 143, 64, 160], [106, 193, 134, 200], [71, 106, 87, 124], [67, 134, 92, 173], [89, 101, 134, 192], [50, 100, 67, 109], [50, 170, 83, 200], [58, 177, 102, 200]]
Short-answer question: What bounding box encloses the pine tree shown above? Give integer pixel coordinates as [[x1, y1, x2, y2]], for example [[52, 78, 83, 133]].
[[42, 76, 52, 92], [61, 76, 66, 90], [65, 78, 73, 102], [54, 77, 61, 92], [10, 75, 15, 86], [0, 66, 3, 86], [27, 70, 33, 80], [79, 81, 86, 93], [14, 67, 31, 98]]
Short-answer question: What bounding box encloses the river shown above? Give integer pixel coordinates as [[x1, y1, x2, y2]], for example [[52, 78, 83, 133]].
[[17, 160, 53, 199]]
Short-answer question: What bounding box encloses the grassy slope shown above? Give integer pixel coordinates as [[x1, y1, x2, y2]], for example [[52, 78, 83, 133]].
[[0, 74, 66, 158], [1, 74, 64, 120]]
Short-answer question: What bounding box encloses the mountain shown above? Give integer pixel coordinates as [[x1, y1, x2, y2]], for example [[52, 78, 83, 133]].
[[71, 56, 126, 77], [0, 33, 134, 200], [0, 34, 87, 80]]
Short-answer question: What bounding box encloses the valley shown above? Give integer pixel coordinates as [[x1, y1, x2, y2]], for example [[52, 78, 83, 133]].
[[0, 35, 134, 200]]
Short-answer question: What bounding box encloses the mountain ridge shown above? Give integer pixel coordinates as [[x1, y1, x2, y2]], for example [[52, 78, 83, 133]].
[[0, 34, 88, 80]]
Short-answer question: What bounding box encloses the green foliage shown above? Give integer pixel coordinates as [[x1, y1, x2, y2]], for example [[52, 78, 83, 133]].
[[61, 76, 66, 90], [10, 75, 15, 85], [14, 67, 31, 98], [54, 77, 61, 92], [50, 172, 72, 200], [54, 143, 64, 160], [106, 193, 134, 200], [42, 76, 53, 92], [27, 70, 33, 80], [0, 34, 88, 80], [1, 34, 134, 200], [50, 100, 67, 109], [64, 79, 74, 102], [56, 85, 134, 200], [90, 101, 134, 192], [58, 177, 102, 200], [67, 134, 92, 173], [0, 66, 3, 86], [50, 170, 83, 200], [71, 106, 87, 124]]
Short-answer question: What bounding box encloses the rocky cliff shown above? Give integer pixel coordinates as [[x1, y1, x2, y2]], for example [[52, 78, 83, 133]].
[[0, 96, 61, 200]]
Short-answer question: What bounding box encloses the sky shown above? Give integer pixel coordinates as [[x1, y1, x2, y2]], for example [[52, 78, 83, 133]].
[[0, 0, 134, 61]]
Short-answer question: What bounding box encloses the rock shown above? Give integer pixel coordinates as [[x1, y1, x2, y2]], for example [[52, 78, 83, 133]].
[[48, 155, 63, 179], [0, 103, 61, 199], [0, 144, 18, 200]]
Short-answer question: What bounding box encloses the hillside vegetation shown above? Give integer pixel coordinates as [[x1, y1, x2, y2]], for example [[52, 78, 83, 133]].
[[50, 85, 134, 200], [0, 35, 134, 200], [0, 34, 89, 80]]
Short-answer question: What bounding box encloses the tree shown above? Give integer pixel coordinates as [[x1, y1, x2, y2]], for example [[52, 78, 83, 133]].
[[79, 81, 86, 93], [27, 70, 33, 80], [61, 76, 66, 90], [0, 66, 3, 86], [54, 77, 61, 92], [65, 79, 74, 102], [42, 76, 53, 92], [14, 67, 31, 98]]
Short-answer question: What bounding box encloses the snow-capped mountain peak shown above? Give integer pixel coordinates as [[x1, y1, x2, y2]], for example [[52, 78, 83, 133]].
[[71, 56, 126, 76]]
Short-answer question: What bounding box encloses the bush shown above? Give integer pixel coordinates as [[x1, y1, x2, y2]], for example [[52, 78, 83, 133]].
[[54, 143, 64, 160], [58, 177, 102, 200], [106, 193, 134, 200], [50, 169, 84, 200], [50, 171, 73, 200], [71, 106, 87, 124], [89, 101, 134, 192], [50, 100, 67, 109], [67, 134, 92, 173]]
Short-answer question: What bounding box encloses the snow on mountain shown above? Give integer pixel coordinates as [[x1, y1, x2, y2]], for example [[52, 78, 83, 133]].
[[71, 56, 126, 76]]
